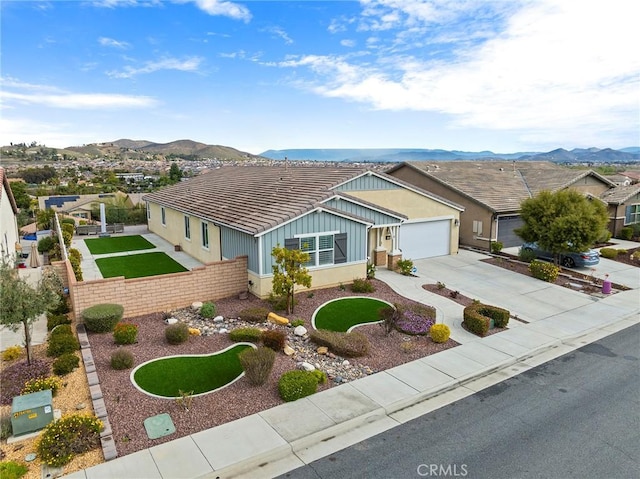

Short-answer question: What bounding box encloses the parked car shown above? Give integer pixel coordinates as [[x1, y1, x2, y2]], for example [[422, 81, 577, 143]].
[[521, 242, 600, 268]]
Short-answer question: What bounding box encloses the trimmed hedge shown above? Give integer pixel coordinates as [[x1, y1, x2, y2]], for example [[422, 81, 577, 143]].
[[47, 332, 80, 357], [53, 353, 80, 375], [238, 307, 270, 323], [261, 329, 287, 351], [47, 313, 71, 331], [229, 327, 262, 343], [463, 303, 510, 337], [599, 248, 625, 259], [82, 304, 124, 333], [309, 329, 370, 357]]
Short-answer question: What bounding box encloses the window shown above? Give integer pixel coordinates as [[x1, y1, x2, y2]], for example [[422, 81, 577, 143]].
[[287, 232, 347, 267], [472, 220, 483, 235], [161, 207, 166, 226], [625, 204, 640, 225], [201, 221, 209, 249], [146, 202, 150, 220], [184, 216, 191, 240]]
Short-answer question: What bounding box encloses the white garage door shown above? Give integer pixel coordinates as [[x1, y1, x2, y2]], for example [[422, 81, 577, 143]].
[[400, 220, 451, 259]]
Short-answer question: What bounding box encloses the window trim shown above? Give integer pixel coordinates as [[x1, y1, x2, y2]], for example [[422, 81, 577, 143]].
[[161, 207, 166, 226], [201, 221, 209, 249], [293, 231, 340, 267], [624, 204, 640, 225], [184, 215, 191, 240]]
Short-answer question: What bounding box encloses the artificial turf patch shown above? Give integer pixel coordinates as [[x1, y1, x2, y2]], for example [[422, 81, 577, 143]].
[[84, 235, 155, 254], [132, 344, 253, 397], [313, 297, 390, 333], [95, 252, 188, 278]]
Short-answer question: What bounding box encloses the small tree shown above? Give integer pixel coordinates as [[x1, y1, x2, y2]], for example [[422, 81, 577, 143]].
[[0, 262, 62, 364], [271, 245, 312, 314], [515, 190, 609, 264]]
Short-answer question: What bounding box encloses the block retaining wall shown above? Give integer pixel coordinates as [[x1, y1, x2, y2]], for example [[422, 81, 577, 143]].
[[60, 256, 248, 319]]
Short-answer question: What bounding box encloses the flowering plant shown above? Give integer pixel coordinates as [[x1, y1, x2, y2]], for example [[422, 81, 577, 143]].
[[113, 322, 138, 345]]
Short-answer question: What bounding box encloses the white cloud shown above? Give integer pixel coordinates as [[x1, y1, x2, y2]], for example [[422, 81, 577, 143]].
[[283, 0, 639, 143], [341, 39, 356, 48], [182, 0, 251, 22], [106, 56, 203, 78], [0, 78, 158, 109], [0, 117, 96, 149], [263, 26, 293, 45], [98, 36, 131, 49]]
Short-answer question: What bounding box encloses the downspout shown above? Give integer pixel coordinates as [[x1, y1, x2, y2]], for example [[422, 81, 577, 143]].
[[489, 212, 496, 253]]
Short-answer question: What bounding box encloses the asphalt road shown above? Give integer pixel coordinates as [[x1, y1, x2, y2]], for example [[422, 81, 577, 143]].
[[277, 324, 640, 479]]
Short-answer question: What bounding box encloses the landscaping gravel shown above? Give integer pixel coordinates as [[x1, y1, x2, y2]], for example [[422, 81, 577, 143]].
[[89, 279, 458, 457]]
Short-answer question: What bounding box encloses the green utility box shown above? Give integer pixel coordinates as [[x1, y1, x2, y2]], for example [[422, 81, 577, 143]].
[[11, 389, 54, 436]]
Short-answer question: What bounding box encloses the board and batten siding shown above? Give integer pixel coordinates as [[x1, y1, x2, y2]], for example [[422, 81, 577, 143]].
[[323, 198, 401, 225], [259, 210, 368, 274], [221, 227, 259, 273], [335, 174, 401, 191]]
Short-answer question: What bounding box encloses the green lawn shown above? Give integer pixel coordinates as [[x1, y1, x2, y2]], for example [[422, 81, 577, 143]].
[[312, 297, 391, 332], [84, 235, 155, 255], [95, 252, 188, 278], [132, 344, 253, 397]]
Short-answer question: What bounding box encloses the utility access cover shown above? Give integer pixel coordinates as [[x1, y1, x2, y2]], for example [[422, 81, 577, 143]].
[[143, 413, 176, 440]]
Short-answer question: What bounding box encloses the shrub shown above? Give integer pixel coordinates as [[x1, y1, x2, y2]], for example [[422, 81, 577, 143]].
[[278, 370, 318, 402], [2, 345, 23, 362], [47, 313, 71, 331], [0, 360, 51, 405], [37, 236, 55, 253], [50, 295, 71, 315], [394, 303, 436, 336], [618, 226, 633, 240], [69, 248, 83, 281], [113, 322, 138, 345], [50, 324, 72, 337], [311, 369, 327, 384], [529, 260, 559, 282], [47, 332, 79, 357], [22, 376, 63, 396], [309, 329, 370, 357], [0, 413, 13, 440], [238, 307, 270, 323], [0, 461, 28, 479], [110, 349, 134, 370], [632, 250, 640, 261], [53, 353, 80, 375], [429, 324, 451, 343], [351, 278, 375, 293], [228, 327, 262, 343], [490, 241, 504, 254], [267, 293, 292, 312], [366, 262, 376, 279], [290, 319, 305, 328], [36, 414, 103, 467], [436, 281, 446, 290], [518, 247, 537, 263], [165, 322, 189, 345], [239, 346, 276, 386], [597, 229, 612, 243], [82, 303, 124, 333], [200, 302, 216, 318], [61, 218, 76, 226], [599, 248, 621, 259], [396, 258, 414, 275], [464, 303, 510, 336], [261, 329, 287, 351]]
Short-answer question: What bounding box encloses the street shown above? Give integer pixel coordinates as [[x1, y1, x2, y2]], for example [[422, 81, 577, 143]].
[[277, 324, 640, 479]]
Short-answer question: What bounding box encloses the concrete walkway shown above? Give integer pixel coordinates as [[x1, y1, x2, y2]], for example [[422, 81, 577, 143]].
[[61, 248, 640, 479]]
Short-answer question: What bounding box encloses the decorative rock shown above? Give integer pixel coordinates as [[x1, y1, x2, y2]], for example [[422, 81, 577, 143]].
[[164, 317, 178, 325], [334, 376, 344, 384], [283, 345, 295, 356], [213, 315, 224, 323], [76, 403, 86, 410], [294, 325, 308, 336], [342, 360, 350, 366], [317, 346, 329, 355], [188, 328, 201, 336], [25, 453, 36, 462], [299, 361, 315, 371], [219, 328, 229, 334], [268, 312, 289, 325], [191, 301, 203, 310]]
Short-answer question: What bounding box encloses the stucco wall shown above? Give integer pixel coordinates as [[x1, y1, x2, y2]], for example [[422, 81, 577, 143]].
[[248, 261, 367, 299], [0, 185, 19, 263]]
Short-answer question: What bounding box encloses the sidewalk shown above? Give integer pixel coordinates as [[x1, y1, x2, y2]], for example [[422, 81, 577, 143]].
[[62, 249, 640, 479]]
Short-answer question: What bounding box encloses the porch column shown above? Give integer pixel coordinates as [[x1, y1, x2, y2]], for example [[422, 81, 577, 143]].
[[387, 225, 402, 270], [374, 228, 387, 266]]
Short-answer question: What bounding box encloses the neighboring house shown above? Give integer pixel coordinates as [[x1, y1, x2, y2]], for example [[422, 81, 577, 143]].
[[37, 191, 133, 222], [386, 161, 616, 249], [143, 165, 463, 297], [600, 184, 640, 237], [0, 167, 20, 264]]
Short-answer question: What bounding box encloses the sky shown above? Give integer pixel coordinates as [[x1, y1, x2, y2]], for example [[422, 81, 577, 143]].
[[1, 0, 638, 155]]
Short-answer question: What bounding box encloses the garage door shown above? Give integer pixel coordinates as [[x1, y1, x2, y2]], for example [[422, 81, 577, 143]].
[[400, 220, 450, 259], [497, 215, 524, 247]]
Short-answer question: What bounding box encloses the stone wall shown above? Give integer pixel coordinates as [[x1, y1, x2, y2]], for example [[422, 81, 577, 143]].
[[68, 256, 248, 319]]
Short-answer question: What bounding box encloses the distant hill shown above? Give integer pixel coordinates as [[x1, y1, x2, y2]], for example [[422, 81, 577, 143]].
[[260, 147, 640, 163]]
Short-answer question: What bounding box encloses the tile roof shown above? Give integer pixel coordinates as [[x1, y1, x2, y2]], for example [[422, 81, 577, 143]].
[[393, 161, 615, 212], [143, 165, 371, 235], [600, 184, 640, 204]]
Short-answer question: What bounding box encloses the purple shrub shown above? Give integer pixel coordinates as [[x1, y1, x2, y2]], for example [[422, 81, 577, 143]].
[[0, 359, 52, 405], [395, 305, 436, 336]]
